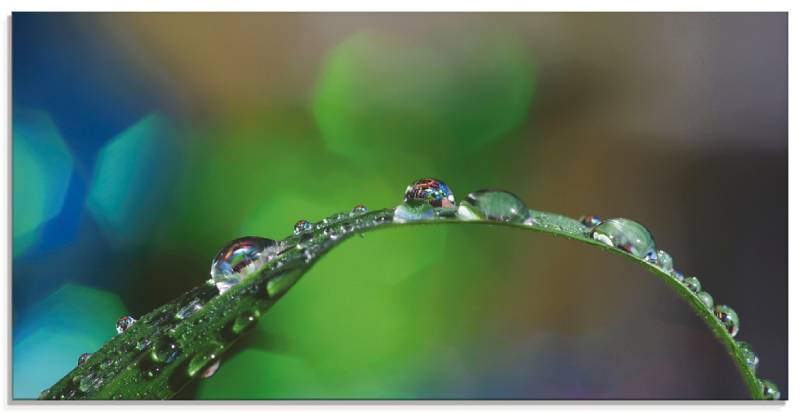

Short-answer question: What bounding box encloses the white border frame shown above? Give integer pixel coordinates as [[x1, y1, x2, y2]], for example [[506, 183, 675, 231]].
[[0, 2, 793, 411]]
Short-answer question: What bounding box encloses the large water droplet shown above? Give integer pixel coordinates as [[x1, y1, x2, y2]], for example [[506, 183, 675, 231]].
[[458, 190, 529, 223], [696, 291, 714, 309], [404, 178, 456, 209], [293, 220, 313, 235], [210, 236, 279, 294], [115, 315, 136, 334], [737, 341, 759, 372], [393, 203, 435, 223], [714, 305, 740, 337], [590, 218, 656, 259], [683, 276, 701, 293], [761, 379, 780, 400], [77, 352, 92, 366]]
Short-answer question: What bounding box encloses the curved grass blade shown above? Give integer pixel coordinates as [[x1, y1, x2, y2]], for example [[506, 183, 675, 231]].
[[38, 205, 777, 400]]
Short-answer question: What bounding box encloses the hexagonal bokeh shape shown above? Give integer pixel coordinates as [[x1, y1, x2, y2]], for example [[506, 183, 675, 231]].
[[13, 107, 74, 256], [12, 283, 128, 399], [86, 113, 181, 244]]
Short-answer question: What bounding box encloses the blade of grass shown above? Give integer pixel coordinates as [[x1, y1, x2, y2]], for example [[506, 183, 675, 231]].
[[37, 206, 773, 400]]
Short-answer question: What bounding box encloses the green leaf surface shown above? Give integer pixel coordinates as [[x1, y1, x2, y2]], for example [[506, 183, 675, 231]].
[[38, 205, 776, 400]]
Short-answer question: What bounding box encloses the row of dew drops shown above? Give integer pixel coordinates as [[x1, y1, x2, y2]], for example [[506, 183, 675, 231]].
[[65, 178, 779, 400]]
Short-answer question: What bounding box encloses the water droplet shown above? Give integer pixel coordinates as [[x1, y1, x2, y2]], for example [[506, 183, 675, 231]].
[[458, 190, 530, 223], [115, 315, 137, 334], [187, 345, 222, 378], [683, 276, 701, 293], [761, 379, 780, 400], [714, 305, 740, 337], [78, 372, 103, 393], [266, 269, 303, 298], [403, 178, 456, 209], [696, 291, 714, 309], [231, 310, 259, 335], [654, 250, 673, 272], [522, 215, 539, 226], [393, 202, 435, 223], [99, 358, 114, 370], [141, 363, 164, 380], [136, 338, 152, 351], [175, 298, 204, 320], [590, 218, 656, 259], [351, 204, 368, 215], [670, 269, 685, 282], [737, 341, 759, 372], [150, 337, 180, 364], [579, 215, 603, 228], [323, 225, 343, 240], [200, 360, 221, 379], [211, 236, 279, 294], [77, 352, 92, 366], [293, 220, 313, 235]]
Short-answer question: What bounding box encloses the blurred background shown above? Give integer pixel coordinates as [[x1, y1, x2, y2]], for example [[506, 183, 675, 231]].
[[11, 13, 787, 399]]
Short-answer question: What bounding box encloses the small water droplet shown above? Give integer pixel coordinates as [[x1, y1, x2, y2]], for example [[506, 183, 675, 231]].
[[293, 220, 313, 235], [522, 215, 539, 226], [77, 352, 92, 366], [150, 337, 180, 364], [136, 338, 152, 352], [579, 215, 603, 228], [714, 304, 740, 337], [187, 345, 222, 378], [141, 363, 164, 379], [200, 360, 221, 379], [175, 298, 204, 320], [696, 291, 714, 309], [393, 202, 435, 223], [78, 372, 103, 393], [266, 269, 302, 298], [590, 218, 656, 259], [296, 233, 314, 250], [351, 204, 368, 215], [404, 178, 456, 209], [457, 190, 529, 223], [683, 276, 701, 293], [737, 341, 759, 372], [761, 379, 780, 400], [211, 236, 279, 294], [115, 315, 137, 334], [654, 250, 673, 272], [99, 358, 114, 369], [318, 213, 347, 229], [231, 310, 259, 335], [323, 226, 342, 240]]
